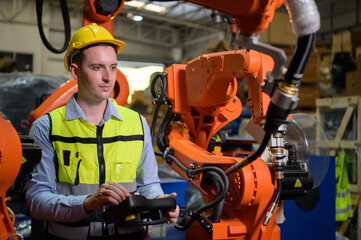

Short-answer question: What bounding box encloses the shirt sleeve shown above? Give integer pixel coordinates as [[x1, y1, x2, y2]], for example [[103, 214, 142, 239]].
[[136, 115, 164, 199], [26, 115, 89, 222]]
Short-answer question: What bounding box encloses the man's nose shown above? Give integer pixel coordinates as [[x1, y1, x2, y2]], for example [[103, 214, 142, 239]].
[[102, 69, 113, 81]]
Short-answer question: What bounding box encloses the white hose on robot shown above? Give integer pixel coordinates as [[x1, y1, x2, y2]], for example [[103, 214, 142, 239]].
[[285, 0, 320, 37]]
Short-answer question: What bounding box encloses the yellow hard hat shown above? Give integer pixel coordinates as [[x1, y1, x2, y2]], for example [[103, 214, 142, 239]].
[[64, 23, 125, 71]]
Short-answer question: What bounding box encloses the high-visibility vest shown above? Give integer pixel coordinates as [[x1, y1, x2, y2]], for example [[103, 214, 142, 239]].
[[335, 150, 353, 221], [46, 99, 144, 239]]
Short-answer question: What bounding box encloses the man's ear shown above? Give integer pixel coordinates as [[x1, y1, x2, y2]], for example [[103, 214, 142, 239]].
[[69, 63, 79, 79]]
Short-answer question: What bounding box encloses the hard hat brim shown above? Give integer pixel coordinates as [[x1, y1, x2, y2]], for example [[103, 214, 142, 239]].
[[64, 39, 125, 71]]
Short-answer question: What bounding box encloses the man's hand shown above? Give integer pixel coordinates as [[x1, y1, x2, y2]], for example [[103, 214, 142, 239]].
[[83, 181, 129, 212], [157, 192, 180, 224]]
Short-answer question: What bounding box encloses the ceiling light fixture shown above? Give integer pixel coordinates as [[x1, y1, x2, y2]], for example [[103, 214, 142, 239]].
[[124, 0, 166, 14], [127, 12, 143, 22], [124, 1, 145, 8], [132, 15, 143, 21], [144, 4, 166, 13]]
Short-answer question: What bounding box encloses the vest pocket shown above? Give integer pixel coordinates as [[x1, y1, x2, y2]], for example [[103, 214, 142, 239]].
[[57, 150, 89, 185], [111, 162, 134, 183]]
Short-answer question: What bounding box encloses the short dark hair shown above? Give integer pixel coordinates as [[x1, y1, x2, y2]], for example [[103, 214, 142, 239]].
[[71, 43, 117, 67]]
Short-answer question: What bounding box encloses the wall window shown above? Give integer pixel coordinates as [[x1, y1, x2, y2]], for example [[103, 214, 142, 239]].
[[0, 51, 33, 72]]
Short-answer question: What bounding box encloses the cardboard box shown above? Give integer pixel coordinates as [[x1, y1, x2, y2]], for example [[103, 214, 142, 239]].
[[303, 53, 320, 83], [131, 90, 144, 104], [346, 69, 361, 96], [259, 28, 269, 44], [203, 40, 233, 53], [269, 13, 297, 45], [332, 33, 342, 53], [259, 12, 297, 46], [357, 46, 361, 59], [332, 31, 361, 58], [356, 46, 361, 69], [297, 84, 320, 108], [342, 31, 361, 58], [321, 54, 333, 68], [203, 40, 222, 53]]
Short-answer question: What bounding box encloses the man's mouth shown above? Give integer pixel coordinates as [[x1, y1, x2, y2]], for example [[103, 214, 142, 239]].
[[100, 85, 111, 91]]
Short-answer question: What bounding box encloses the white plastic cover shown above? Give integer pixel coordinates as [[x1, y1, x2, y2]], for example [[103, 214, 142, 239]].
[[284, 113, 330, 188], [285, 0, 321, 37]]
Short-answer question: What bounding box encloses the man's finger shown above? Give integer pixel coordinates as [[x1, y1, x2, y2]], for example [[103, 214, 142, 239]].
[[158, 192, 177, 199], [166, 205, 180, 224], [103, 182, 129, 200]]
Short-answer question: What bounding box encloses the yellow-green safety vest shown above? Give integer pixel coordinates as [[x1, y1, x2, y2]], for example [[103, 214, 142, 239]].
[[46, 99, 145, 239], [335, 150, 353, 221]]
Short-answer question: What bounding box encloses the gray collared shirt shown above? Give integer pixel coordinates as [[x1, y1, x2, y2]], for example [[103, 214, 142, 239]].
[[26, 95, 164, 222]]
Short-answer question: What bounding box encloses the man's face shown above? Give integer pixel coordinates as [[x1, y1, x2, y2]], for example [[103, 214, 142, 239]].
[[71, 45, 118, 104]]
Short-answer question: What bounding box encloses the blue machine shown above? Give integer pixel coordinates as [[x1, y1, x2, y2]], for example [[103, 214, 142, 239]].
[[280, 156, 335, 240]]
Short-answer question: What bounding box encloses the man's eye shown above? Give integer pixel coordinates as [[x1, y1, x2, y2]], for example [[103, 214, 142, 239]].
[[111, 66, 117, 71], [93, 66, 101, 70]]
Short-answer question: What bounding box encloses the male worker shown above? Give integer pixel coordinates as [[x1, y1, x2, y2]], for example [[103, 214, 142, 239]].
[[26, 23, 179, 240]]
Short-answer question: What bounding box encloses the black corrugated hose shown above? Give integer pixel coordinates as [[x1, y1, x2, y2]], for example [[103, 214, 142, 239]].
[[154, 151, 229, 229], [156, 107, 174, 153], [150, 72, 167, 139], [36, 0, 71, 53], [203, 171, 225, 223]]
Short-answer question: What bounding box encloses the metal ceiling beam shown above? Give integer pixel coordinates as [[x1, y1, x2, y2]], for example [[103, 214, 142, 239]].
[[180, 31, 223, 47], [116, 33, 174, 47], [123, 7, 223, 33], [174, 6, 204, 19], [163, 2, 183, 15], [114, 18, 177, 47]]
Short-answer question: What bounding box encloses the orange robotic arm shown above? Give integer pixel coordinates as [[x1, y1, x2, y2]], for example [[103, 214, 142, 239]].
[[165, 50, 274, 150], [152, 50, 279, 240], [152, 0, 320, 234]]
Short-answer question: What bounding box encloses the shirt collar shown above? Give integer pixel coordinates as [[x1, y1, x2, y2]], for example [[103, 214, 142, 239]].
[[65, 95, 123, 125]]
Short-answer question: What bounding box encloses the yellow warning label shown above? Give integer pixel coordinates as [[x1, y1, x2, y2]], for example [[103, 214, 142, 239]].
[[294, 179, 302, 188], [216, 135, 221, 142], [125, 214, 136, 222]]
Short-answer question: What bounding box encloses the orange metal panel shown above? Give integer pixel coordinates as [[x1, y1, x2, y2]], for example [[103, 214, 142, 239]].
[[185, 0, 284, 34], [82, 0, 125, 34], [0, 115, 22, 240]]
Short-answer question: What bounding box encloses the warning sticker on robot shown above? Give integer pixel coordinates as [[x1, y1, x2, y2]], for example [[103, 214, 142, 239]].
[[294, 179, 302, 188]]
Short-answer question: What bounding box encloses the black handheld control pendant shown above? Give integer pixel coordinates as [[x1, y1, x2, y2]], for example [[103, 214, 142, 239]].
[[103, 194, 176, 226]]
